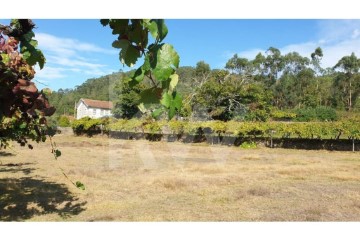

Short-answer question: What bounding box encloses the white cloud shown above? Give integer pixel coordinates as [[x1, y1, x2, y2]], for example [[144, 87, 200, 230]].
[[316, 20, 360, 43], [46, 55, 106, 69], [225, 20, 360, 69], [35, 33, 117, 56], [35, 66, 66, 79], [352, 29, 360, 39], [32, 32, 117, 87]]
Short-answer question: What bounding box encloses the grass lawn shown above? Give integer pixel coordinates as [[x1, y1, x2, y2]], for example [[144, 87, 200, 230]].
[[1, 134, 359, 221]]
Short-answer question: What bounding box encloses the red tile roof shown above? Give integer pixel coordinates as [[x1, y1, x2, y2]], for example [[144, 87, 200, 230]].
[[81, 98, 113, 109]]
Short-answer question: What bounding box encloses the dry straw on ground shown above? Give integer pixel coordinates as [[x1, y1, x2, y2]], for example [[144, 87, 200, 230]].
[[0, 135, 359, 221]]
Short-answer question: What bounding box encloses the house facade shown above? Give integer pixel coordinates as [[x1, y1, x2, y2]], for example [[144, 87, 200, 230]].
[[76, 98, 113, 119]]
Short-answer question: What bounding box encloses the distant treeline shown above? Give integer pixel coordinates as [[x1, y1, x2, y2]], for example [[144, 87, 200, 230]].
[[48, 47, 360, 124]]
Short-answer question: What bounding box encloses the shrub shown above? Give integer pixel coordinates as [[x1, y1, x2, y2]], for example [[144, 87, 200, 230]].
[[58, 115, 70, 127], [314, 106, 337, 121], [270, 109, 296, 121], [295, 107, 337, 122], [245, 109, 270, 122], [294, 108, 317, 121]]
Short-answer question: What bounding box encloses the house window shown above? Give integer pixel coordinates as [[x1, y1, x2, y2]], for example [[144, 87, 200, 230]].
[[101, 109, 104, 115], [93, 109, 96, 116]]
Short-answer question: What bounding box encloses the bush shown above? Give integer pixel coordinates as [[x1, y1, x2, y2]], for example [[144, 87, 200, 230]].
[[270, 109, 296, 121], [245, 109, 270, 122], [294, 108, 317, 121], [314, 106, 337, 121], [58, 115, 70, 127], [295, 107, 337, 122]]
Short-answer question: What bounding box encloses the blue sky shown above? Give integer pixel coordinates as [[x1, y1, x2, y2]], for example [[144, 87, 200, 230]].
[[2, 19, 360, 91]]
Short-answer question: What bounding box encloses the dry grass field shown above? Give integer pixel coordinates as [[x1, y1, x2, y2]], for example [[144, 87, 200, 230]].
[[1, 134, 360, 221]]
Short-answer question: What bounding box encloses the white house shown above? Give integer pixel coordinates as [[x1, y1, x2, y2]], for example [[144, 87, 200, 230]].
[[76, 98, 113, 119]]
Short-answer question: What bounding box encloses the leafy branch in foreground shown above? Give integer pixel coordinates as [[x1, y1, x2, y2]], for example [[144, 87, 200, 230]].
[[0, 19, 85, 190], [0, 19, 54, 148], [101, 19, 182, 119]]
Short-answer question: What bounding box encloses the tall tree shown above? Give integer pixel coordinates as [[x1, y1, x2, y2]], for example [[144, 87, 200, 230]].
[[225, 54, 252, 85], [265, 47, 284, 85], [333, 52, 360, 111]]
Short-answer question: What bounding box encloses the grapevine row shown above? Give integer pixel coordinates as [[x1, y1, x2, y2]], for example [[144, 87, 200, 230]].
[[73, 118, 360, 140]]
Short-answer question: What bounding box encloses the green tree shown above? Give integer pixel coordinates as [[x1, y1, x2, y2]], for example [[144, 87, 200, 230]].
[[333, 52, 360, 111], [225, 54, 253, 85], [265, 47, 285, 85], [112, 77, 146, 119], [192, 69, 271, 121]]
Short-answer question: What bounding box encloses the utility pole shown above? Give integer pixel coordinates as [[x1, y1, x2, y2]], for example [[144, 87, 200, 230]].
[[74, 101, 76, 119]]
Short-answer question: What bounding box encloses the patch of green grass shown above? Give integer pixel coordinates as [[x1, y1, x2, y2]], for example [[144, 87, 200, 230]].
[[239, 141, 257, 149]]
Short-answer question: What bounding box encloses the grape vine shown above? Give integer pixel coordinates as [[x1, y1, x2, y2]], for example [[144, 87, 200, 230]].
[[0, 19, 55, 149], [0, 19, 85, 190], [101, 19, 182, 119]]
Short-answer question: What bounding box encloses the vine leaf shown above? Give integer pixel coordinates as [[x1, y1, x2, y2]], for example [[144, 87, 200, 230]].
[[113, 39, 140, 67], [139, 87, 163, 104], [144, 19, 168, 42], [161, 91, 182, 119], [21, 39, 46, 69], [152, 108, 164, 119], [76, 181, 86, 190], [154, 20, 168, 42], [144, 20, 158, 39], [169, 73, 179, 93], [132, 55, 150, 83], [151, 44, 179, 81]]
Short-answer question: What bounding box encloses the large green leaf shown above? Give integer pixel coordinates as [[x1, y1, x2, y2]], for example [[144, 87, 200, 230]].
[[160, 91, 182, 119], [145, 20, 158, 39], [152, 44, 179, 81], [160, 92, 172, 108], [154, 20, 168, 42], [169, 73, 179, 93], [140, 88, 162, 104], [113, 39, 140, 67], [109, 19, 129, 35], [128, 21, 144, 45], [133, 67, 145, 83], [21, 42, 46, 69], [132, 55, 151, 83], [22, 31, 35, 42], [172, 92, 182, 110], [151, 108, 164, 119], [116, 40, 140, 67], [138, 88, 163, 113], [112, 39, 129, 49]]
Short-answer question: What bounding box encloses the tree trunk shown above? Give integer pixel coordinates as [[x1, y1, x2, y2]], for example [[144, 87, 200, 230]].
[[353, 138, 355, 152], [349, 79, 352, 111]]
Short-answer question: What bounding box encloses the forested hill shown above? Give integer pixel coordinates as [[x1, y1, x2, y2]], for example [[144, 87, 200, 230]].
[[48, 71, 125, 117], [47, 67, 197, 118]]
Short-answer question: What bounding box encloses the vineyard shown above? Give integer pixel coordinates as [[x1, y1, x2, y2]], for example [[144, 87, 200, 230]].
[[70, 117, 360, 151]]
